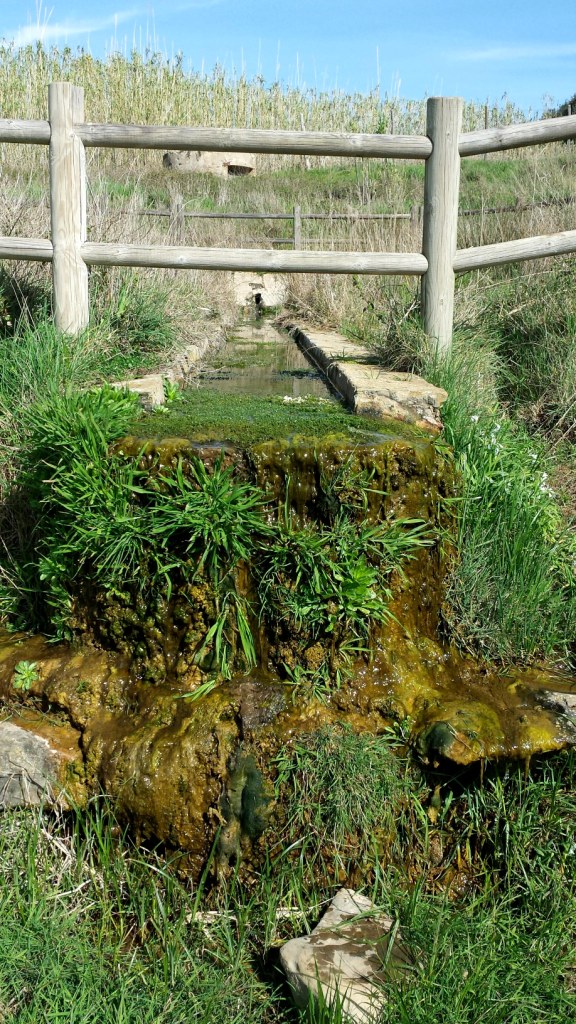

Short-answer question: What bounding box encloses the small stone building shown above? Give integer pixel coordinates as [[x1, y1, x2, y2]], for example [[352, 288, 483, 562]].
[[163, 150, 256, 176]]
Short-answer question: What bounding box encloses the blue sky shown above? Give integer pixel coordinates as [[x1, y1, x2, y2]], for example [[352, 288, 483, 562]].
[[2, 1, 576, 113]]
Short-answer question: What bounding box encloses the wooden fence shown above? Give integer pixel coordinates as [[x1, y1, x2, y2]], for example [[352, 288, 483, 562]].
[[1, 83, 576, 351], [140, 204, 421, 248], [141, 195, 575, 249]]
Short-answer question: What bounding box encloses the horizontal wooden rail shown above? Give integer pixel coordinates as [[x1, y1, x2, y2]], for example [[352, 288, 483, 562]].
[[140, 210, 295, 220], [460, 195, 575, 217], [459, 113, 576, 156], [80, 242, 428, 275], [0, 236, 53, 260], [0, 118, 51, 144], [454, 229, 576, 272], [77, 123, 433, 159]]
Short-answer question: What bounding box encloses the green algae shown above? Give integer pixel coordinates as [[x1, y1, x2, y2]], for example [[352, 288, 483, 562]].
[[129, 388, 430, 449]]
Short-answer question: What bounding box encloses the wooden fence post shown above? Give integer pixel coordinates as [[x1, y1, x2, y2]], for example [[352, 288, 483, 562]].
[[49, 82, 89, 334], [293, 204, 302, 249], [421, 97, 463, 354], [170, 191, 185, 243]]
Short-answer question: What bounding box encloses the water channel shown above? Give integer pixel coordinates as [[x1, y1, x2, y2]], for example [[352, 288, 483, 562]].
[[195, 322, 335, 400]]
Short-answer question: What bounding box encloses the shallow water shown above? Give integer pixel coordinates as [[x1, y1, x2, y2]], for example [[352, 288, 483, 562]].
[[197, 322, 335, 400]]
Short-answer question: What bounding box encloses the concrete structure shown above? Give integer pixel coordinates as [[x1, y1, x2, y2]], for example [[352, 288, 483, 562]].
[[163, 150, 256, 176]]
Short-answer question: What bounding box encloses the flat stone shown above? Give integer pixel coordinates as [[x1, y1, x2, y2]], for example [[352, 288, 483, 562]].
[[280, 888, 413, 1022], [287, 325, 447, 432], [0, 718, 82, 809], [112, 374, 165, 408]]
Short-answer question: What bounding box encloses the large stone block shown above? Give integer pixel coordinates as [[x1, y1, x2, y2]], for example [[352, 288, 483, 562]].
[[0, 719, 82, 809], [232, 272, 287, 310]]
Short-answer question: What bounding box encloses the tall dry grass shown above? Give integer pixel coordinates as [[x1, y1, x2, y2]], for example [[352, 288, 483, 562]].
[[0, 42, 535, 180]]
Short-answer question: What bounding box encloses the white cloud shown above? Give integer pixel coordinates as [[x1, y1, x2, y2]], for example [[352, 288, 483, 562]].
[[452, 42, 576, 62], [8, 8, 142, 47], [6, 2, 223, 48]]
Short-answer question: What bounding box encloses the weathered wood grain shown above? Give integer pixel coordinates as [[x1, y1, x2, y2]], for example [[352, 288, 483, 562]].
[[454, 230, 576, 272], [422, 97, 463, 353], [49, 83, 89, 333], [0, 119, 50, 144], [460, 113, 576, 156], [77, 123, 433, 159], [81, 242, 428, 275], [0, 237, 53, 260]]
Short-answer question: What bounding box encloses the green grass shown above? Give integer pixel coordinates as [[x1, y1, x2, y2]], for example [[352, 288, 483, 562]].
[[1, 748, 575, 1023], [359, 270, 576, 668], [419, 332, 576, 665], [272, 726, 421, 874], [257, 509, 433, 693]]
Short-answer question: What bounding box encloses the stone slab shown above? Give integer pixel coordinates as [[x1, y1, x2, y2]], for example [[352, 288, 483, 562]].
[[112, 373, 165, 408], [287, 324, 447, 432], [0, 719, 82, 809]]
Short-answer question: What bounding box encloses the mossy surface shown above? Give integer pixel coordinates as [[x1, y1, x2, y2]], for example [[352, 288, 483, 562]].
[[129, 388, 430, 449]]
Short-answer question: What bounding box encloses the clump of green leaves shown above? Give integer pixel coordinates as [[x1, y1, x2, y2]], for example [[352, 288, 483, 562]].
[[256, 474, 433, 692], [12, 660, 38, 691], [15, 391, 269, 675]]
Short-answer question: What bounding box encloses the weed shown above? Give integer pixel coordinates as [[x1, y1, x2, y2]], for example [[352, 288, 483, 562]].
[[273, 726, 420, 876], [12, 660, 39, 691], [257, 505, 433, 692]]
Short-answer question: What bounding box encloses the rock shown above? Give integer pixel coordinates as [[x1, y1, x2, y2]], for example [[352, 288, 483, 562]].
[[111, 374, 165, 408], [280, 888, 414, 1022], [162, 150, 256, 176], [232, 272, 287, 310], [286, 324, 447, 432], [0, 718, 83, 809]]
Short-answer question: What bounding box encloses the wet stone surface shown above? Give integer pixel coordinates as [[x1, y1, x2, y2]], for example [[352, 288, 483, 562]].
[[1, 430, 575, 872]]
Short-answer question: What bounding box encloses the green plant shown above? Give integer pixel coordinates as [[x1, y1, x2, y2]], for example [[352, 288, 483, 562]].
[[414, 331, 576, 665], [162, 378, 181, 404], [12, 660, 38, 691], [257, 505, 433, 691], [345, 280, 429, 371], [1, 387, 273, 676], [273, 726, 418, 874], [103, 279, 175, 351]]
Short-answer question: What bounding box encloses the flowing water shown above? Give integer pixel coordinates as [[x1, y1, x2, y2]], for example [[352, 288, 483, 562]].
[[196, 322, 335, 400]]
